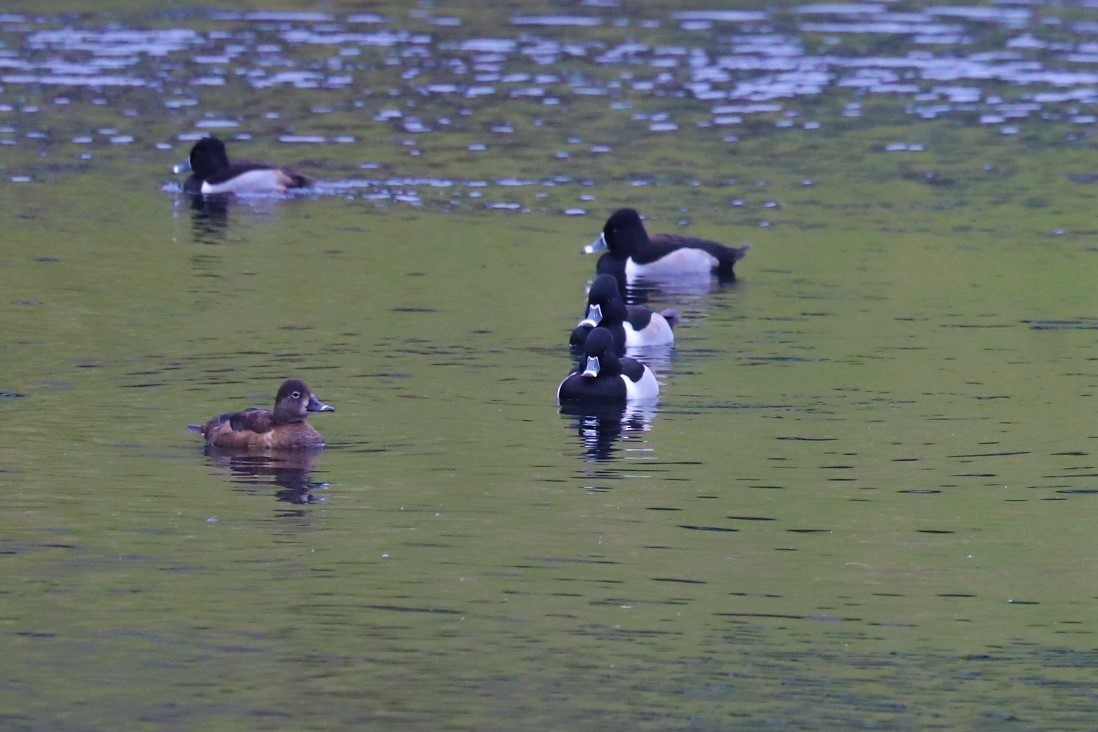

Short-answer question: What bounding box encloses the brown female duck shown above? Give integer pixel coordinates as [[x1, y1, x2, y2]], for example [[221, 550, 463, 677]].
[[187, 379, 334, 448]]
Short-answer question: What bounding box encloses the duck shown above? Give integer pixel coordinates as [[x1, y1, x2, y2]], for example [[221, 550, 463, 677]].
[[557, 327, 660, 404], [173, 136, 312, 194], [583, 208, 750, 281], [187, 379, 334, 448], [569, 273, 679, 353]]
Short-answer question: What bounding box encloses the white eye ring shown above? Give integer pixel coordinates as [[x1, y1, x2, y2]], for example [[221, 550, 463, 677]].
[[292, 391, 301, 399]]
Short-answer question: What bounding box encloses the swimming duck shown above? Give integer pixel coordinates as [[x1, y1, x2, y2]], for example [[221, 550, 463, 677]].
[[557, 327, 660, 404], [173, 136, 312, 194], [569, 273, 679, 352], [583, 208, 750, 280], [187, 379, 334, 448]]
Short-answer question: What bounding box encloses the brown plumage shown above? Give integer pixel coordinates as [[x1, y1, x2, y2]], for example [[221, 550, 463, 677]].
[[187, 379, 335, 449]]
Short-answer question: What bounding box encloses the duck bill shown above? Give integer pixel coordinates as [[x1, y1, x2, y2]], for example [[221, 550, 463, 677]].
[[582, 232, 608, 255], [578, 303, 602, 328], [172, 159, 192, 175], [307, 394, 335, 412], [582, 356, 601, 378]]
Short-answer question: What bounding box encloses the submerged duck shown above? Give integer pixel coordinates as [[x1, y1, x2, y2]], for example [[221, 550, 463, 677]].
[[569, 273, 679, 353], [558, 327, 660, 404], [187, 379, 334, 449], [584, 208, 750, 280], [173, 136, 312, 194]]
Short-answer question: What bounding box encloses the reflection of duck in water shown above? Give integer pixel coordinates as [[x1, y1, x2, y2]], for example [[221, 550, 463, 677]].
[[189, 192, 230, 243], [187, 379, 335, 448], [558, 328, 660, 404], [559, 401, 658, 462], [204, 446, 328, 504], [570, 273, 678, 355], [173, 136, 313, 195], [583, 208, 750, 299]]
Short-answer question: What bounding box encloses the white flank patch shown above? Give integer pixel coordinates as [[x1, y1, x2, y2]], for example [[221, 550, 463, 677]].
[[626, 248, 718, 276], [624, 314, 674, 347], [201, 169, 285, 194], [623, 367, 660, 401]]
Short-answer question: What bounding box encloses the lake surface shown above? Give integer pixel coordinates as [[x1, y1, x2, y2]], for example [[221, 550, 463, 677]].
[[2, 0, 1097, 728]]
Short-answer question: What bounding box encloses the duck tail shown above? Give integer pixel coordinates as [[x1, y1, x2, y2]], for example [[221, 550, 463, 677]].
[[660, 308, 681, 329], [186, 424, 205, 435], [278, 169, 314, 190], [730, 243, 751, 262]]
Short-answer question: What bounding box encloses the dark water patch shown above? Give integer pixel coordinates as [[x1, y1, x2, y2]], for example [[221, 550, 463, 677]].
[[532, 557, 619, 565], [786, 529, 831, 534], [726, 515, 776, 521], [745, 355, 817, 364], [916, 529, 955, 534], [947, 450, 1028, 458], [591, 597, 693, 607], [677, 525, 738, 533], [943, 323, 1012, 329], [362, 604, 463, 615], [1026, 319, 1098, 331], [0, 391, 26, 399], [652, 577, 707, 585], [1056, 489, 1098, 495], [899, 489, 940, 494], [718, 612, 857, 623]]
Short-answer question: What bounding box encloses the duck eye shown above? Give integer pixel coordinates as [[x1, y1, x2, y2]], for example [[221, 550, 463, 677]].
[[291, 391, 301, 399]]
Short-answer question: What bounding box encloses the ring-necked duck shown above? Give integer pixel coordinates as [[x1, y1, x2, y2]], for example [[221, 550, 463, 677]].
[[569, 273, 679, 352], [173, 136, 313, 194], [557, 327, 660, 404], [187, 379, 334, 448], [583, 208, 750, 280]]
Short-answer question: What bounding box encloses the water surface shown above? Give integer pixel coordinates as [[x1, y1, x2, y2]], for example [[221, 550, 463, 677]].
[[2, 1, 1097, 728]]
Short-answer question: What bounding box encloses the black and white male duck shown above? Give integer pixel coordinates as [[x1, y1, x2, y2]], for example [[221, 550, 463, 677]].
[[584, 208, 750, 281], [558, 327, 660, 404], [173, 136, 312, 194], [187, 379, 334, 449], [569, 273, 679, 353]]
